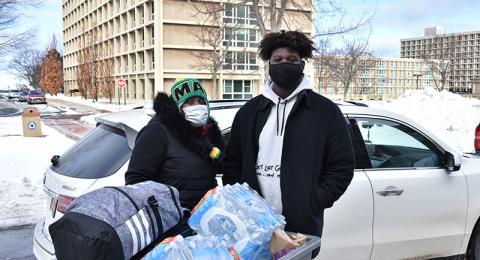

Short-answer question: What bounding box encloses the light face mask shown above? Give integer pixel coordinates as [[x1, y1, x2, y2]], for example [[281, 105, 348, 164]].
[[182, 105, 209, 127]]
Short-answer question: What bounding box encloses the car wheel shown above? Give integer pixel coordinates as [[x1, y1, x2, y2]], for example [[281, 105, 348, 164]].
[[467, 221, 480, 260]]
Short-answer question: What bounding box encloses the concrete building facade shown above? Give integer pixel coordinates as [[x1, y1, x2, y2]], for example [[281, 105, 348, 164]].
[[62, 0, 313, 101], [316, 57, 439, 100], [400, 27, 480, 94]]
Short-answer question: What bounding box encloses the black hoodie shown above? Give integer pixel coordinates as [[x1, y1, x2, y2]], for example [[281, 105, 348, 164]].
[[222, 90, 354, 237], [125, 93, 225, 210]]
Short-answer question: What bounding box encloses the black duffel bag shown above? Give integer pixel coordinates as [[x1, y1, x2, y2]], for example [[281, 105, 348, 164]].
[[49, 181, 185, 260]]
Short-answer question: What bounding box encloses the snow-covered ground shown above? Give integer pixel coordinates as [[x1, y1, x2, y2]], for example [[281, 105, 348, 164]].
[[0, 116, 74, 228], [366, 89, 480, 153]]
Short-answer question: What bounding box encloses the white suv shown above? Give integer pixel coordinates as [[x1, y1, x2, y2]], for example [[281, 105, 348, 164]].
[[33, 101, 480, 260]]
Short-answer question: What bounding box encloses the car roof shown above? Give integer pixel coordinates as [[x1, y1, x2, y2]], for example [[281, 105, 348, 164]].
[[96, 99, 458, 158]]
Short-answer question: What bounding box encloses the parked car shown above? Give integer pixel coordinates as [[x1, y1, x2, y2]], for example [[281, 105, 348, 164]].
[[28, 90, 47, 104], [33, 101, 480, 260], [7, 89, 20, 100], [476, 122, 480, 153], [18, 91, 29, 102]]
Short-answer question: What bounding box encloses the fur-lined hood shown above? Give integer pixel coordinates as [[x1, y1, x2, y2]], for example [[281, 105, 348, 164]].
[[152, 92, 225, 161]]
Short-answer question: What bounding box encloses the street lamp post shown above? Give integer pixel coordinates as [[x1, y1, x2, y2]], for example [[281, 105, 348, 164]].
[[413, 73, 422, 90]]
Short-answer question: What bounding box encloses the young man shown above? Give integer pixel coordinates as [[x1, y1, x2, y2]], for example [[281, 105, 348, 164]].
[[222, 31, 355, 240]]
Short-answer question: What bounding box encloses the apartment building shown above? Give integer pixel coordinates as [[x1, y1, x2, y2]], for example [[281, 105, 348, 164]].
[[62, 0, 313, 101], [400, 26, 480, 94], [316, 57, 439, 100]]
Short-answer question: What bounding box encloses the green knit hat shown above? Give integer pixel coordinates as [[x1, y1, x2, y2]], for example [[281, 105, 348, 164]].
[[170, 78, 209, 108]]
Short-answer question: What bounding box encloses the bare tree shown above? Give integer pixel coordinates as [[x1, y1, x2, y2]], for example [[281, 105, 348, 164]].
[[321, 38, 375, 100], [188, 1, 245, 99], [189, 1, 375, 83], [420, 35, 461, 91], [98, 44, 115, 103], [75, 24, 101, 100], [313, 38, 330, 93], [76, 48, 92, 99], [88, 25, 100, 101], [0, 0, 40, 55], [8, 48, 43, 86], [244, 1, 375, 38], [312, 1, 375, 38]]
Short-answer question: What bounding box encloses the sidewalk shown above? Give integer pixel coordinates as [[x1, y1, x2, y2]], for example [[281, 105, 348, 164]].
[[47, 94, 143, 113], [47, 98, 111, 114]]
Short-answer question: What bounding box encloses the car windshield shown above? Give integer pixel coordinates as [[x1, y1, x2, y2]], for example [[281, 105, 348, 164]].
[[29, 90, 42, 95], [51, 124, 132, 179]]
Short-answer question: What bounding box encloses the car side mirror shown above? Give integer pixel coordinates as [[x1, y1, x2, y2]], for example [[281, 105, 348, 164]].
[[445, 151, 461, 171]]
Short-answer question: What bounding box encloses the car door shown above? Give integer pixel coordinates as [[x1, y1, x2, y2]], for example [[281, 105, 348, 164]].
[[317, 118, 374, 260], [351, 116, 468, 259]]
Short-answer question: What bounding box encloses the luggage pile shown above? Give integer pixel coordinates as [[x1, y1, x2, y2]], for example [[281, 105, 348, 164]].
[[49, 182, 320, 260]]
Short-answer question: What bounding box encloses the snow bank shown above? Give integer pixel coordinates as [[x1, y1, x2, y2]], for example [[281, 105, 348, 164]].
[[368, 89, 480, 153], [46, 94, 143, 112], [0, 116, 74, 228]]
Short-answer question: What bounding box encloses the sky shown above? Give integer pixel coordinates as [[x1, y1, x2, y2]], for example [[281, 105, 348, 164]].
[[330, 0, 480, 56], [0, 0, 62, 89], [1, 0, 479, 89]]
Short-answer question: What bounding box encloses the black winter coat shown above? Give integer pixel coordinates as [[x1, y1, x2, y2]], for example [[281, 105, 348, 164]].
[[222, 89, 355, 237], [125, 93, 225, 210]]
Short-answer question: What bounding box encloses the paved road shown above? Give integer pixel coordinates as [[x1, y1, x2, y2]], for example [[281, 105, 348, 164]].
[[0, 95, 22, 117], [0, 225, 35, 260], [0, 94, 101, 140]]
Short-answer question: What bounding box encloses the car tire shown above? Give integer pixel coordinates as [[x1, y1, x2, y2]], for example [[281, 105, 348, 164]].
[[467, 221, 480, 260]]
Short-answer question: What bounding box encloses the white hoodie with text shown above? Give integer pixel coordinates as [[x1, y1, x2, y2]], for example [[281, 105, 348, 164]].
[[256, 77, 313, 213]]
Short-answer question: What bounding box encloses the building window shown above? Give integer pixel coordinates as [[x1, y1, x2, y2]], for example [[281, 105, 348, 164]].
[[425, 80, 432, 88], [224, 28, 260, 48], [223, 4, 257, 25], [223, 80, 253, 99], [223, 51, 258, 71]]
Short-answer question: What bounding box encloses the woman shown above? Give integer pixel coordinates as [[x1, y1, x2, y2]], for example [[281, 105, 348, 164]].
[[125, 78, 224, 210]]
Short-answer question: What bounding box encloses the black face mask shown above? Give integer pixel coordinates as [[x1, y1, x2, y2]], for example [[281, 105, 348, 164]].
[[269, 62, 304, 90]]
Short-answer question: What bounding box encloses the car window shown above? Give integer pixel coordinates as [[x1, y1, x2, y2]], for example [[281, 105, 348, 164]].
[[354, 117, 442, 169], [52, 124, 132, 179], [348, 118, 373, 169]]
